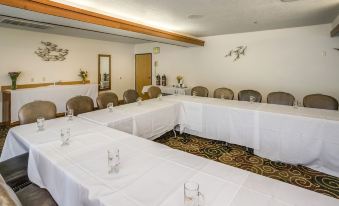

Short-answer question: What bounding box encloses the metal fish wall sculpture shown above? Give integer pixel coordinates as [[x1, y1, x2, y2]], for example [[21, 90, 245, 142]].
[[35, 41, 69, 61], [225, 46, 247, 61]]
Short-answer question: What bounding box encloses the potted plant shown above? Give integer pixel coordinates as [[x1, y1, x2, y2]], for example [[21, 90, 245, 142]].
[[8, 72, 21, 90], [79, 69, 88, 84]]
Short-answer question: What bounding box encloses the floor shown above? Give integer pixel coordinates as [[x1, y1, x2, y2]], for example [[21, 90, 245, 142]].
[[1, 125, 338, 199], [155, 132, 339, 199]]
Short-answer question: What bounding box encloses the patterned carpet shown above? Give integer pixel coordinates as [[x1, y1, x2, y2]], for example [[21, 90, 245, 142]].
[[155, 132, 339, 199], [0, 126, 9, 155], [1, 125, 338, 199]]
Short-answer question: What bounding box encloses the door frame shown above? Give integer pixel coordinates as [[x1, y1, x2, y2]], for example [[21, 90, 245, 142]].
[[135, 53, 152, 92]]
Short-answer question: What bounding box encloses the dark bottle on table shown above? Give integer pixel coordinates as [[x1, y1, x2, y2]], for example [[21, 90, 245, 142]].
[[161, 75, 167, 86], [156, 74, 161, 86]]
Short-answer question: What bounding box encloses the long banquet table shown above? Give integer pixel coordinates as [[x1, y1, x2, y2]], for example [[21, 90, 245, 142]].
[[1, 117, 338, 206], [163, 95, 339, 177], [78, 98, 184, 140]]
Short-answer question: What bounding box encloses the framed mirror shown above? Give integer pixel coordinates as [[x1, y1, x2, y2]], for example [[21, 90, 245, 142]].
[[98, 54, 111, 91]]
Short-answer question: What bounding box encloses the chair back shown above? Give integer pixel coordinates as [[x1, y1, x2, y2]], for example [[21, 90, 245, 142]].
[[148, 86, 161, 99], [18, 101, 56, 125], [213, 88, 234, 99], [96, 92, 119, 109], [123, 89, 139, 104], [238, 90, 262, 102], [267, 92, 295, 106], [66, 96, 94, 115], [303, 94, 338, 110], [191, 86, 209, 97]]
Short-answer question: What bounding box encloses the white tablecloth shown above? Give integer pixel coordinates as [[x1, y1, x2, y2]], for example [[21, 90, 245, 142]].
[[142, 85, 191, 95], [163, 95, 339, 177], [0, 117, 106, 161], [9, 84, 98, 122], [26, 126, 338, 206], [79, 98, 185, 140]]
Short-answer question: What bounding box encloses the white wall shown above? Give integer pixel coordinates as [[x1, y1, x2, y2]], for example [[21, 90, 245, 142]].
[[135, 24, 339, 102], [0, 27, 135, 122]]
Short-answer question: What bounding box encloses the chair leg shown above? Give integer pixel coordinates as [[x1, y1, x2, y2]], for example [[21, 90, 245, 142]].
[[173, 129, 177, 138]]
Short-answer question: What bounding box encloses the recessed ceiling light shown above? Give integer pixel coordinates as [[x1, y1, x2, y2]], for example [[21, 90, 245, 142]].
[[187, 14, 204, 20]]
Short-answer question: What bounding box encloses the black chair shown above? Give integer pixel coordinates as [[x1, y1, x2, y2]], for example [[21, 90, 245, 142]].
[[191, 86, 209, 97], [213, 88, 234, 99], [267, 92, 295, 106], [303, 94, 338, 110], [0, 153, 29, 190], [238, 90, 262, 102], [123, 89, 139, 104]]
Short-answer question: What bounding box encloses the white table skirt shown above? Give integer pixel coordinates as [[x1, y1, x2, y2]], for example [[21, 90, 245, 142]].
[[163, 95, 339, 177], [79, 99, 185, 140], [9, 84, 98, 122], [142, 85, 191, 95], [27, 128, 339, 206]]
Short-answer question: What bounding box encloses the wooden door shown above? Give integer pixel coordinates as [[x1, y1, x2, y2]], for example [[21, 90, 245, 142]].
[[135, 53, 152, 98]]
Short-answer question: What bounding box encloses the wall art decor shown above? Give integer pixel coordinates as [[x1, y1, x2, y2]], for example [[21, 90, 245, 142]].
[[35, 41, 69, 61], [225, 46, 247, 61]]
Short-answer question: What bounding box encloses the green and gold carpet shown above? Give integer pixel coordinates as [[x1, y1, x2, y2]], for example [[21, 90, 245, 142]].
[[0, 126, 338, 199], [155, 132, 339, 199]]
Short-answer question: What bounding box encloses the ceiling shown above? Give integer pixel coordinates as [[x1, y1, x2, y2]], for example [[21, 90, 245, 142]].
[[51, 0, 339, 37], [0, 5, 200, 47]]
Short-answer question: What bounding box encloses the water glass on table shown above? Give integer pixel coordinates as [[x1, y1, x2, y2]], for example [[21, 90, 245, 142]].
[[107, 148, 120, 174], [192, 91, 197, 97], [184, 182, 204, 206], [157, 93, 163, 100], [107, 102, 114, 112], [220, 94, 225, 100], [137, 97, 143, 106], [66, 109, 74, 121], [36, 117, 45, 131], [249, 96, 256, 103], [60, 128, 71, 146]]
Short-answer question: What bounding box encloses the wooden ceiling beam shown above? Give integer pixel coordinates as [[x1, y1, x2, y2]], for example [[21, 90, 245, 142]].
[[0, 0, 205, 46]]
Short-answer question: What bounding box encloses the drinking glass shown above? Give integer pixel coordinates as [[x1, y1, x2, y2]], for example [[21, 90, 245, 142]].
[[174, 90, 178, 96], [36, 117, 45, 131], [107, 102, 114, 112], [66, 109, 74, 121], [157, 93, 163, 100], [220, 94, 225, 100], [137, 97, 143, 106], [184, 182, 204, 206], [249, 96, 256, 103], [60, 128, 71, 146], [192, 91, 197, 97], [108, 148, 120, 174]]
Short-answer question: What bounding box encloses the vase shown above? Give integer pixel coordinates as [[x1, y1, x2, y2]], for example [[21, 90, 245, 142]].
[[11, 78, 17, 90], [82, 79, 86, 84]]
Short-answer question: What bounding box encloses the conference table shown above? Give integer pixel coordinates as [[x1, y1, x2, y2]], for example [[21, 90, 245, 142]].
[[163, 95, 339, 177], [1, 117, 338, 206], [78, 98, 184, 140]]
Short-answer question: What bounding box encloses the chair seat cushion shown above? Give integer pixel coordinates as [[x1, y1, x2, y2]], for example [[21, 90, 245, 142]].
[[16, 184, 57, 206], [0, 153, 29, 189], [0, 175, 22, 206]]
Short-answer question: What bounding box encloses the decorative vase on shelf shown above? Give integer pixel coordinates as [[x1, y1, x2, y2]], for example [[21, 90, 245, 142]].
[[79, 69, 88, 84], [8, 72, 21, 90]]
